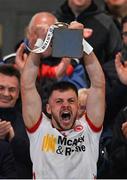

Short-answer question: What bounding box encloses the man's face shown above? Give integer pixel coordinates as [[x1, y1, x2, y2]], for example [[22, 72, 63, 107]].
[[122, 22, 127, 46], [28, 14, 57, 58], [46, 89, 79, 131], [106, 0, 127, 6], [0, 73, 19, 108], [68, 0, 89, 7]]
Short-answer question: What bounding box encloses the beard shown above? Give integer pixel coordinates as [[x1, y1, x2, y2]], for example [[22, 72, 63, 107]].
[[51, 111, 77, 131]]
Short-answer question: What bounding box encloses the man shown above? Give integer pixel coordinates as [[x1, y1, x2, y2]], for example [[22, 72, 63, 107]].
[[17, 21, 105, 179], [97, 16, 127, 179], [10, 12, 90, 116], [122, 16, 127, 46], [0, 64, 32, 179], [105, 0, 127, 20], [102, 43, 127, 178], [104, 16, 127, 127], [0, 64, 19, 108]]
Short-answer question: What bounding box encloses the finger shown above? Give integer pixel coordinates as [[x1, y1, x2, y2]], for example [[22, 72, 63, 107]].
[[115, 53, 123, 70], [122, 128, 127, 138], [69, 21, 84, 29], [23, 53, 28, 61], [83, 28, 93, 38], [0, 120, 7, 126], [115, 52, 122, 64], [0, 127, 11, 136], [16, 43, 25, 63], [16, 43, 25, 56], [124, 61, 127, 67], [122, 121, 127, 131], [0, 121, 11, 131], [8, 126, 15, 141]]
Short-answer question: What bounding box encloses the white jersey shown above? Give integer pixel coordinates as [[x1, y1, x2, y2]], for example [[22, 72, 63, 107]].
[[27, 113, 102, 179]]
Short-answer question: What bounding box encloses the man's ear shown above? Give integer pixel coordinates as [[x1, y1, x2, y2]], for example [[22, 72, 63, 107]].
[[46, 103, 51, 114]]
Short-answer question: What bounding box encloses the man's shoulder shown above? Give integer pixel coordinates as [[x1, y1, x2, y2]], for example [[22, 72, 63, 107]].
[[94, 12, 116, 28]]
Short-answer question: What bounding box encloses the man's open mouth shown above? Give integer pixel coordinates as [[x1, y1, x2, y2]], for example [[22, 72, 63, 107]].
[[61, 111, 71, 121]]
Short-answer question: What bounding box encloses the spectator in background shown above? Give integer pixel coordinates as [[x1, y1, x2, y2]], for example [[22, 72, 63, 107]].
[[104, 16, 127, 128], [78, 87, 89, 118], [97, 15, 127, 179], [122, 16, 127, 46], [0, 64, 32, 179], [105, 0, 127, 30], [105, 46, 127, 179], [0, 139, 16, 179]]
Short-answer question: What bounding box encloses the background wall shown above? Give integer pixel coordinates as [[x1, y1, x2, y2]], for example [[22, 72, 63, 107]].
[[0, 0, 65, 57], [0, 0, 104, 57]]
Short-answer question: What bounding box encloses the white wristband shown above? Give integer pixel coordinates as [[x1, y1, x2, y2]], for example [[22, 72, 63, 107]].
[[34, 38, 44, 48], [82, 39, 93, 55]]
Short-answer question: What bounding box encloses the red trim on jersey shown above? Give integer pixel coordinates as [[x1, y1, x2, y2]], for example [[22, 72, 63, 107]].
[[33, 172, 36, 180], [26, 113, 42, 133], [85, 113, 102, 132]]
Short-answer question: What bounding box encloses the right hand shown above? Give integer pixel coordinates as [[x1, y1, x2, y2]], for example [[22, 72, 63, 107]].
[[15, 43, 28, 73], [0, 120, 12, 139]]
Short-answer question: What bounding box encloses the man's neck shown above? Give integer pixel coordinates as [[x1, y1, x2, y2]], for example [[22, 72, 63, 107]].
[[68, 0, 92, 17]]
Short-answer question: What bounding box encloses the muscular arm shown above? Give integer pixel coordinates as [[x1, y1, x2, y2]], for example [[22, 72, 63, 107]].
[[83, 52, 105, 127], [20, 48, 42, 129], [67, 21, 105, 127]]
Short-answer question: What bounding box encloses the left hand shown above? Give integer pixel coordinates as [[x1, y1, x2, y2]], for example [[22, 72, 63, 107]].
[[15, 43, 28, 73], [115, 52, 127, 85], [8, 126, 15, 142], [68, 21, 93, 39]]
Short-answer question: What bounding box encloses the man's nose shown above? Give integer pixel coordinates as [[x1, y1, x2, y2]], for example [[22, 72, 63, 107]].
[[4, 89, 10, 96], [62, 101, 70, 107]]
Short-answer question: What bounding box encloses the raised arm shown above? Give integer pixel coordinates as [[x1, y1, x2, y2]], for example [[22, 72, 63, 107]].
[[68, 21, 105, 127], [17, 44, 42, 129], [83, 51, 105, 127]]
